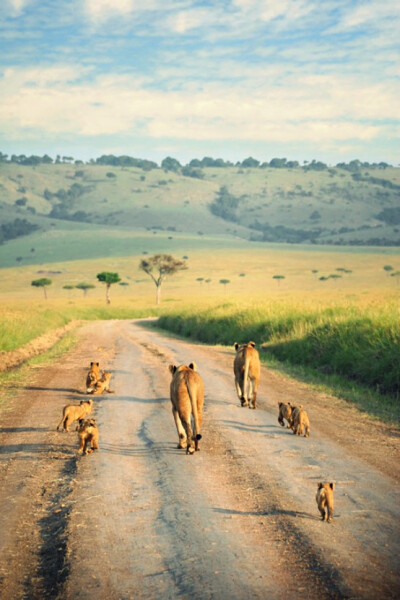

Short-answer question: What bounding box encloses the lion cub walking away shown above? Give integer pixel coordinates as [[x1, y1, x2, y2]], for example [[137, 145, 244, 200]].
[[77, 418, 99, 455], [87, 370, 114, 395], [316, 482, 335, 522], [169, 362, 204, 455], [278, 402, 293, 428], [86, 361, 100, 393], [234, 341, 260, 409], [291, 405, 310, 437], [57, 399, 93, 432]]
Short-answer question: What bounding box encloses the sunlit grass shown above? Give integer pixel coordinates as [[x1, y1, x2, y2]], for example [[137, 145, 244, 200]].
[[158, 294, 400, 403]]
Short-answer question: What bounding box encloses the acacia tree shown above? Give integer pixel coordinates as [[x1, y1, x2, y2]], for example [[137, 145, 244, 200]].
[[63, 284, 75, 296], [272, 275, 285, 286], [96, 272, 121, 304], [31, 278, 52, 299], [219, 278, 230, 290], [76, 282, 95, 297], [139, 254, 187, 305]]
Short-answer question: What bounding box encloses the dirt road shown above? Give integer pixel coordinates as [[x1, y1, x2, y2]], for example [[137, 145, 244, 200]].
[[0, 319, 399, 600]]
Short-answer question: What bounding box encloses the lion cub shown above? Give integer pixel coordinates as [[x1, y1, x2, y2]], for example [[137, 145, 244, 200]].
[[86, 361, 100, 393], [57, 399, 93, 432], [316, 482, 335, 522], [77, 418, 99, 454], [292, 405, 310, 437], [278, 402, 293, 428], [87, 370, 114, 395]]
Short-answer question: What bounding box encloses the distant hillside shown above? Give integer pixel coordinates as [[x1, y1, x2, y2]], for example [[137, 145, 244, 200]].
[[0, 157, 399, 266]]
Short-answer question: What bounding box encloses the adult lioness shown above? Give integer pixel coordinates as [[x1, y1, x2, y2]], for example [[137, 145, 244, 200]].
[[169, 362, 204, 455], [86, 361, 100, 393], [57, 399, 93, 432], [234, 341, 260, 409]]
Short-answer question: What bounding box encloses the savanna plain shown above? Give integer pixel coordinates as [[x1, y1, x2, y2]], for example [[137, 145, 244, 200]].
[[0, 160, 399, 599]]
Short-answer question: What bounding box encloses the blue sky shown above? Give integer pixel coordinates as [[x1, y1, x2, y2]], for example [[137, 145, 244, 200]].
[[1, 0, 399, 165]]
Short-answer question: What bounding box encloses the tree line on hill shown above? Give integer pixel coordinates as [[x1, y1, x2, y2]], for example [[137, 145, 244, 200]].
[[0, 151, 392, 173]]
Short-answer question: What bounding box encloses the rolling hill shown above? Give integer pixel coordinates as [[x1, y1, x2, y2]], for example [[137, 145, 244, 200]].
[[1, 158, 399, 268]]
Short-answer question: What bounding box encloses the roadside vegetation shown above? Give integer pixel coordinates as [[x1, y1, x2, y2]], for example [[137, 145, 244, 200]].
[[157, 295, 400, 422], [0, 302, 158, 352]]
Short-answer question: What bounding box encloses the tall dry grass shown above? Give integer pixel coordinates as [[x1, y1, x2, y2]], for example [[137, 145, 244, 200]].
[[158, 296, 400, 397]]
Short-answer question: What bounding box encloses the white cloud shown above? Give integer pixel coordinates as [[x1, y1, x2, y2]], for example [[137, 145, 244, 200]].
[[232, 0, 314, 24], [0, 65, 398, 147], [85, 0, 135, 23], [5, 0, 29, 14], [83, 0, 190, 25], [167, 8, 217, 34], [327, 1, 400, 33]]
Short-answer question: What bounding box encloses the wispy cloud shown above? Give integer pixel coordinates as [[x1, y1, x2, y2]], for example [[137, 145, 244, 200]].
[[4, 0, 30, 16], [0, 1, 399, 163], [1, 65, 397, 144]]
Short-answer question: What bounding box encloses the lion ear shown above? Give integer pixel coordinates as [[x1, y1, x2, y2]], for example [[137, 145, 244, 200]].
[[330, 482, 335, 490], [188, 362, 197, 371], [169, 364, 176, 374], [234, 342, 239, 350], [96, 362, 100, 367], [288, 402, 291, 406], [317, 482, 323, 489], [249, 341, 256, 347]]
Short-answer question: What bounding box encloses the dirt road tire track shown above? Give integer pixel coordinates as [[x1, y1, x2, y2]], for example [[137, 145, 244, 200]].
[[0, 319, 399, 600]]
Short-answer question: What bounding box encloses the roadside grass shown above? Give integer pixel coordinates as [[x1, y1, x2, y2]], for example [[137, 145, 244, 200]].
[[261, 353, 399, 425], [0, 301, 159, 352], [0, 330, 78, 415], [157, 295, 400, 423]]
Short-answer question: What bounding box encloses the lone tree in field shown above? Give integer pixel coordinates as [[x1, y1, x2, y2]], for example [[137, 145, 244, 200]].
[[31, 278, 52, 300], [139, 253, 187, 305], [272, 275, 285, 286], [96, 272, 121, 304], [219, 278, 230, 290], [75, 282, 95, 297], [63, 284, 74, 296]]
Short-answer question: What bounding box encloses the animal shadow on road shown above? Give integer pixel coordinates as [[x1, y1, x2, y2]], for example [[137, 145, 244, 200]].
[[0, 442, 74, 458], [218, 419, 288, 436], [100, 441, 183, 457], [24, 386, 86, 395], [92, 395, 170, 405], [214, 507, 315, 520], [0, 426, 49, 433]]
